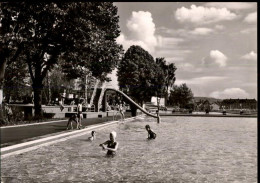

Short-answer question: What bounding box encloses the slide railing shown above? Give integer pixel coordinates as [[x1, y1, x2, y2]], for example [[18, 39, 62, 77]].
[[106, 88, 160, 122]]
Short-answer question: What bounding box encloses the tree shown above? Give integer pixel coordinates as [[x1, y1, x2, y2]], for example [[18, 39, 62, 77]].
[[4, 56, 30, 103], [0, 2, 123, 119], [117, 45, 162, 115], [168, 83, 194, 109], [155, 57, 176, 106]]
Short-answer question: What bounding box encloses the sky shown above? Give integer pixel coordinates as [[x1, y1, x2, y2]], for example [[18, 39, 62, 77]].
[[107, 2, 257, 99]]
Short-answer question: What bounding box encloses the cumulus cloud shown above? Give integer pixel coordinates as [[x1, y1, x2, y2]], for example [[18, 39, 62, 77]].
[[175, 5, 237, 24], [209, 50, 228, 67], [244, 12, 257, 23], [190, 27, 214, 35], [209, 88, 250, 99], [117, 11, 158, 53], [205, 2, 256, 10], [241, 51, 257, 60]]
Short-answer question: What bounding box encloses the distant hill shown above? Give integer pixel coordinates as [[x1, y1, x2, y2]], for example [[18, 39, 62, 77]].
[[193, 97, 222, 103]]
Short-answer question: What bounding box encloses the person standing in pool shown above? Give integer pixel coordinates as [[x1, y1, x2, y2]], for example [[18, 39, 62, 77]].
[[99, 131, 118, 156], [145, 125, 156, 139]]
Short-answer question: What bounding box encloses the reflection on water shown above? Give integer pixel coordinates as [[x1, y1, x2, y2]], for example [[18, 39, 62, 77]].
[[1, 116, 257, 183]]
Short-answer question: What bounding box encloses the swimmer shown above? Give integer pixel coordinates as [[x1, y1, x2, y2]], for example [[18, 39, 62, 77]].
[[99, 131, 118, 156], [145, 125, 156, 139], [66, 113, 79, 130], [88, 131, 96, 141]]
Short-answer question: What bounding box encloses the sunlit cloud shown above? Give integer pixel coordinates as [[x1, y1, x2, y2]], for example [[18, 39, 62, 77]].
[[175, 5, 237, 24], [116, 11, 157, 53], [204, 2, 256, 10], [209, 88, 250, 99], [244, 12, 257, 24], [203, 50, 227, 67], [241, 51, 257, 61]]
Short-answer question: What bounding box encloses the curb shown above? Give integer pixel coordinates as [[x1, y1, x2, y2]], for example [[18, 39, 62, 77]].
[[0, 119, 67, 129], [1, 115, 144, 159]]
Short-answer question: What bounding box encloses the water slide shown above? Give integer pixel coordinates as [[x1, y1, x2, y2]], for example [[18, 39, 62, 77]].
[[106, 88, 160, 122]]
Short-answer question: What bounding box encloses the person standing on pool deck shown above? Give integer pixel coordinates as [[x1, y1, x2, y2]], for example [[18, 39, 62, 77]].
[[99, 131, 119, 156], [118, 102, 125, 121], [145, 125, 156, 139], [66, 113, 79, 130], [77, 99, 84, 128]]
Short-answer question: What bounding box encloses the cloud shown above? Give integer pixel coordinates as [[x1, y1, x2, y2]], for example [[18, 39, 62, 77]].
[[205, 2, 256, 10], [244, 12, 257, 23], [203, 50, 227, 67], [117, 11, 157, 53], [175, 76, 227, 85], [209, 88, 250, 99], [117, 34, 151, 52], [241, 51, 257, 61], [190, 27, 214, 35], [175, 5, 237, 24], [155, 49, 191, 61], [215, 25, 225, 30], [156, 36, 184, 48], [240, 28, 256, 34]]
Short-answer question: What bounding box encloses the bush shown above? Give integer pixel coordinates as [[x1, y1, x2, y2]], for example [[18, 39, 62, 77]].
[[43, 112, 55, 119]]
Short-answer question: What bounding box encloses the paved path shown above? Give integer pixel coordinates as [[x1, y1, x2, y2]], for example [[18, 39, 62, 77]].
[[1, 113, 132, 147]]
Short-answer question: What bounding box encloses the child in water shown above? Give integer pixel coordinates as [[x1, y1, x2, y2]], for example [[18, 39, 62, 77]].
[[88, 131, 96, 141], [99, 131, 118, 156], [145, 125, 156, 139]]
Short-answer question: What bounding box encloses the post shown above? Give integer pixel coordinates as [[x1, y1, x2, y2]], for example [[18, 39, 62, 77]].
[[156, 110, 161, 123]]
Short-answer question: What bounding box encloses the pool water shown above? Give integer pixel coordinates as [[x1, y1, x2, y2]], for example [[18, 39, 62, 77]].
[[1, 116, 257, 182]]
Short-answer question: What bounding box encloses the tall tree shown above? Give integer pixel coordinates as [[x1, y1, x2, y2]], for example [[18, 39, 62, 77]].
[[118, 45, 156, 105], [0, 2, 123, 119], [155, 57, 176, 105], [168, 83, 194, 108]]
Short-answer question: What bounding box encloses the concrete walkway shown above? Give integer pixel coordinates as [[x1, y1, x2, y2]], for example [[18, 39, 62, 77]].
[[0, 112, 132, 148]]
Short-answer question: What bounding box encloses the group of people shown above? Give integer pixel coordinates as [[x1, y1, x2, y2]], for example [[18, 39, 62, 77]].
[[85, 124, 156, 157]]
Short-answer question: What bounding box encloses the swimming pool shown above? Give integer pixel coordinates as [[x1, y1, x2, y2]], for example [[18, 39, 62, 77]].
[[1, 116, 257, 182]]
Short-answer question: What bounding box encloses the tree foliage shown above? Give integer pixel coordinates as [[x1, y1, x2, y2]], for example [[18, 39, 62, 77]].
[[4, 58, 30, 103], [0, 2, 123, 118], [155, 57, 176, 105], [117, 45, 160, 105], [168, 83, 194, 108]]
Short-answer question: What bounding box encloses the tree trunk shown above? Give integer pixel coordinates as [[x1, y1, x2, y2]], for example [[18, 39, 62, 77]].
[[0, 58, 7, 123], [130, 102, 137, 116], [32, 81, 44, 119]]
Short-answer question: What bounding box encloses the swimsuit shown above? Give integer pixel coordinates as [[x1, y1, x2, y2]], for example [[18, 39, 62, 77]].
[[106, 141, 117, 155], [148, 130, 156, 139]]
